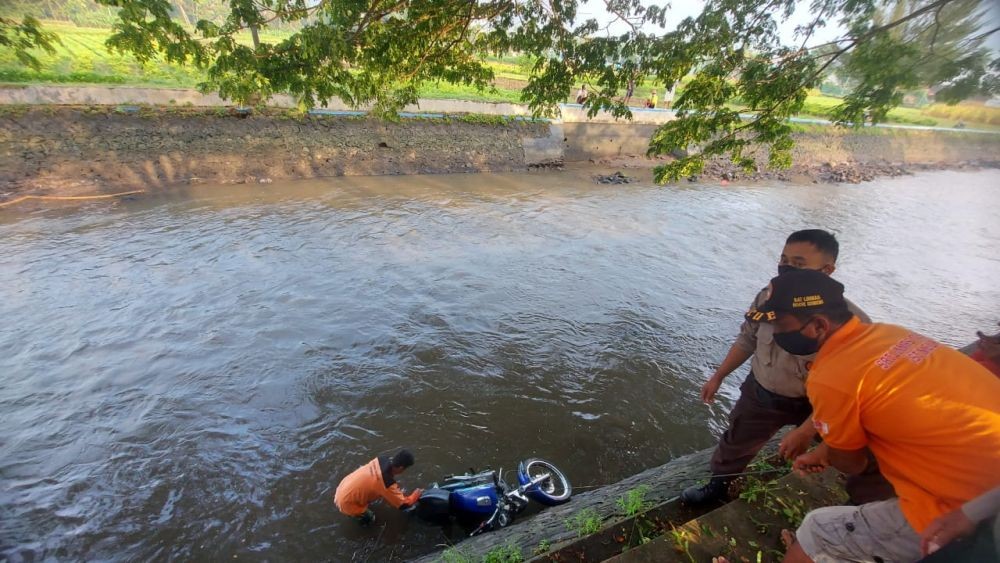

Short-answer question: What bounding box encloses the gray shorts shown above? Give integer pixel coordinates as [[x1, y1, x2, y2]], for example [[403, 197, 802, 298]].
[[796, 499, 923, 562]]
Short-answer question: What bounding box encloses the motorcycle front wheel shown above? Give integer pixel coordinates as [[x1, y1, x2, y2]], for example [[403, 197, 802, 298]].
[[518, 458, 572, 506]]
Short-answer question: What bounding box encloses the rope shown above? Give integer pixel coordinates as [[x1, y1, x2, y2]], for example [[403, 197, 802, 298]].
[[0, 190, 146, 209], [360, 522, 387, 563]]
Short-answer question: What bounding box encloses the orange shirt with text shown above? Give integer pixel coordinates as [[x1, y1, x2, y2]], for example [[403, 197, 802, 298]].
[[807, 317, 1000, 532]]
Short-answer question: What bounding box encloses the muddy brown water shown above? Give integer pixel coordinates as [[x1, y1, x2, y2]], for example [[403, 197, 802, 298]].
[[1, 167, 998, 561]]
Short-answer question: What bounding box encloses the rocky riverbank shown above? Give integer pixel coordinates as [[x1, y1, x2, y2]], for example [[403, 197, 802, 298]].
[[0, 105, 552, 202], [587, 124, 1000, 185], [689, 156, 1000, 184], [2, 105, 999, 203]]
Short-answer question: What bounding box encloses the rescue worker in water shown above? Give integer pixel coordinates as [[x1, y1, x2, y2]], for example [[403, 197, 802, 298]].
[[334, 449, 423, 525]]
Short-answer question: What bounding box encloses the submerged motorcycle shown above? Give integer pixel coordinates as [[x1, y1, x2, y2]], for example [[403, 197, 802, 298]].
[[415, 458, 572, 535]]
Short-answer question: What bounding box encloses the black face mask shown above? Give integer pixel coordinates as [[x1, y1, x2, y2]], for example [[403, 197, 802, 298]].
[[773, 325, 821, 356], [777, 264, 799, 275]]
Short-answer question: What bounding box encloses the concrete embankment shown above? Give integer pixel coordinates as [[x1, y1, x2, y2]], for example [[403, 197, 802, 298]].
[[2, 85, 1000, 201], [0, 106, 556, 199]]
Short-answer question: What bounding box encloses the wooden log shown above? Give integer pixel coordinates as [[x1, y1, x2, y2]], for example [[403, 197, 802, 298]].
[[413, 442, 779, 562]]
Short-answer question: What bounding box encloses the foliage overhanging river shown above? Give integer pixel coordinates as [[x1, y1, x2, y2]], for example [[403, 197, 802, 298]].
[[1, 167, 998, 561]]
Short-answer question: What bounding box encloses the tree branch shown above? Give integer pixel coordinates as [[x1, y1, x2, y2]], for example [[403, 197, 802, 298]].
[[601, 0, 639, 33]]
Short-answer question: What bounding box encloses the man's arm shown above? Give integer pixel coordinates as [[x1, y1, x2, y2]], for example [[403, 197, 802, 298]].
[[701, 344, 754, 403], [845, 298, 871, 324], [920, 486, 1000, 555], [827, 444, 870, 475], [702, 294, 762, 403], [381, 483, 423, 510], [793, 443, 869, 475], [778, 418, 818, 460]]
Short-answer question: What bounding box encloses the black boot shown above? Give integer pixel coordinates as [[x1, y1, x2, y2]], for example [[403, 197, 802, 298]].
[[680, 477, 730, 505]]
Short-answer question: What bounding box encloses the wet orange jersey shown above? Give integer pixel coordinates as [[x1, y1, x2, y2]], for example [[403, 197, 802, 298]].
[[333, 457, 420, 516]]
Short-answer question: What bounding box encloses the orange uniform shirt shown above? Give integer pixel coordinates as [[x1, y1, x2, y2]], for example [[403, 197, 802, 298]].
[[807, 317, 1000, 532], [333, 457, 419, 516]]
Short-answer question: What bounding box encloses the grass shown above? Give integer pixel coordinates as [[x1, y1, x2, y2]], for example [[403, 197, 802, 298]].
[[439, 543, 523, 563], [565, 507, 603, 537], [4, 21, 1000, 129], [532, 540, 551, 555], [797, 94, 938, 126], [617, 485, 652, 517], [737, 473, 809, 528], [439, 547, 475, 563], [614, 486, 657, 552], [419, 81, 523, 104], [0, 22, 206, 88], [481, 544, 523, 563], [668, 526, 696, 563], [0, 21, 528, 103]]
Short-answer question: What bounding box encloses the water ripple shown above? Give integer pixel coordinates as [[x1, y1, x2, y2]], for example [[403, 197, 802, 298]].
[[1, 169, 998, 561]]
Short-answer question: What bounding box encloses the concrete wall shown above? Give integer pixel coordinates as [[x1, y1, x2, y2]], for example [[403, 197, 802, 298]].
[[0, 107, 553, 196], [2, 87, 998, 199], [560, 122, 661, 161]]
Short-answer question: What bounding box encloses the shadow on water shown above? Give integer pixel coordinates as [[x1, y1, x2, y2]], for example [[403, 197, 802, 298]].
[[1, 167, 998, 561]]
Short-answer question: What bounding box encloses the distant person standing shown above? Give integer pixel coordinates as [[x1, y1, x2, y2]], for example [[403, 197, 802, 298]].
[[645, 89, 658, 109], [334, 449, 423, 526], [624, 77, 636, 105], [663, 86, 675, 109], [575, 84, 589, 104]]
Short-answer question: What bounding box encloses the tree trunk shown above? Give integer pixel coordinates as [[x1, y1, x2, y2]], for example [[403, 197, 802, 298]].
[[250, 25, 261, 49], [174, 0, 192, 26]]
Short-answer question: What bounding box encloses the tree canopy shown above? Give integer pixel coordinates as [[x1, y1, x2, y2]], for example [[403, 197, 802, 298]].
[[0, 16, 59, 71], [3, 0, 998, 181]]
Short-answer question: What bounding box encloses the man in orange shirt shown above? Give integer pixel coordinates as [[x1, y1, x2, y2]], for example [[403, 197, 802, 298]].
[[334, 449, 423, 526], [754, 269, 1000, 563]]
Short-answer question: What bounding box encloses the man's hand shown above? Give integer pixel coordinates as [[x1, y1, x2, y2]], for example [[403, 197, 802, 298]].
[[920, 508, 977, 555], [975, 323, 1000, 360], [779, 427, 815, 461], [700, 375, 724, 403], [792, 445, 829, 476]]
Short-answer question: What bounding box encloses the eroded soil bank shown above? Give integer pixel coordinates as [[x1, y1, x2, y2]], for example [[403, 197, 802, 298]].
[[0, 106, 552, 201], [2, 105, 998, 202]]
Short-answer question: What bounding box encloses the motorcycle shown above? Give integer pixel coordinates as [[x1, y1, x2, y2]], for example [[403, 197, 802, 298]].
[[415, 458, 572, 536]]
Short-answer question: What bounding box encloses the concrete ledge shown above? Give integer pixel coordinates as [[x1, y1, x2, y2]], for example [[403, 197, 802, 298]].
[[607, 469, 848, 563], [3, 85, 995, 133], [0, 85, 533, 116]]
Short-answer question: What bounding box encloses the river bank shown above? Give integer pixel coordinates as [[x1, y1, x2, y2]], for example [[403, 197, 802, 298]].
[[0, 105, 554, 202], [582, 123, 1000, 184], [1, 104, 999, 203]]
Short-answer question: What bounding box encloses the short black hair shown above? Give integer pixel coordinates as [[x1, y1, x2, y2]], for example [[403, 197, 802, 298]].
[[390, 449, 415, 469], [786, 229, 839, 262]]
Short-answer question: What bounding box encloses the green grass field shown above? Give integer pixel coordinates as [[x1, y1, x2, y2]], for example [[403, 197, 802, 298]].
[[3, 22, 998, 129]]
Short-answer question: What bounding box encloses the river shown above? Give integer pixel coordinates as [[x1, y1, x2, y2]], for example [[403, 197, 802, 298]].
[[1, 168, 998, 561]]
